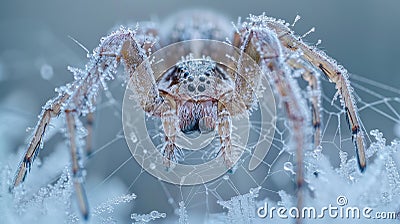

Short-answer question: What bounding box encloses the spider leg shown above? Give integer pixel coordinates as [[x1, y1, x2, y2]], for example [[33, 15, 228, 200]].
[[85, 112, 94, 156], [13, 93, 69, 187], [216, 104, 235, 168], [267, 20, 366, 171], [65, 110, 89, 220], [13, 27, 159, 218], [160, 99, 181, 167], [120, 34, 162, 115], [235, 20, 309, 220], [13, 29, 141, 187], [286, 58, 322, 149]]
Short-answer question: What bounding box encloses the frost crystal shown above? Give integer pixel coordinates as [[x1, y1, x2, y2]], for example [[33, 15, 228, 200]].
[[10, 166, 77, 223], [178, 201, 188, 224], [131, 210, 166, 224], [217, 187, 260, 224], [92, 193, 137, 224], [93, 193, 137, 214]]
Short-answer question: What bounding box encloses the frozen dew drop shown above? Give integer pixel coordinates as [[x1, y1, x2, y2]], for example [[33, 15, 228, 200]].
[[180, 176, 186, 185], [131, 210, 166, 222], [40, 64, 54, 80], [316, 39, 322, 47], [292, 15, 301, 27], [313, 145, 323, 158], [131, 213, 137, 219], [150, 210, 158, 217], [283, 161, 295, 174], [130, 132, 138, 143], [149, 162, 156, 170], [249, 186, 260, 195], [301, 27, 315, 39], [222, 174, 229, 180], [178, 201, 188, 224], [168, 197, 174, 204], [25, 127, 33, 132], [339, 150, 348, 164]]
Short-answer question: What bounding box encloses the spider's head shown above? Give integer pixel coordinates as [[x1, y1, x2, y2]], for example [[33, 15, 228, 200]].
[[178, 99, 217, 138], [176, 57, 218, 97], [156, 56, 236, 137]]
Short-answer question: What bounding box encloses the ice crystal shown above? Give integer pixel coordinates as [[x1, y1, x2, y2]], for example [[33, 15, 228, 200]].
[[217, 187, 260, 224], [92, 193, 137, 224], [130, 210, 166, 224], [178, 201, 188, 224]]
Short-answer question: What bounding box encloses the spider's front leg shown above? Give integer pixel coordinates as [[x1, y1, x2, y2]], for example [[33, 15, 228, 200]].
[[13, 93, 69, 187], [217, 104, 235, 168], [160, 98, 181, 167], [120, 31, 183, 167], [12, 26, 158, 219], [234, 20, 309, 219]]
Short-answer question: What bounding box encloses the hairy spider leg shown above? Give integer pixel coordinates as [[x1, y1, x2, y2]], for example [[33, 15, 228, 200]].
[[235, 20, 309, 224], [267, 18, 367, 171]]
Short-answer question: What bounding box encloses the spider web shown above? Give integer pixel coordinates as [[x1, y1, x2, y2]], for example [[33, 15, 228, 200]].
[[68, 63, 399, 222], [1, 31, 400, 224]]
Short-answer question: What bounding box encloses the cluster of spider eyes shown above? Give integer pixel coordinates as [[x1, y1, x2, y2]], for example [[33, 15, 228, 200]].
[[180, 70, 212, 93], [178, 60, 215, 93]]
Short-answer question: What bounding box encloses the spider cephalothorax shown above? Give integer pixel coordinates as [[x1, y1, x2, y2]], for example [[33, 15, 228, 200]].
[[151, 55, 252, 166], [160, 57, 222, 135], [12, 10, 367, 221]]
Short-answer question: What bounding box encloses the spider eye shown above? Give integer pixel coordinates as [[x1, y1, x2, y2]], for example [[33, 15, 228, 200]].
[[182, 71, 189, 78], [197, 84, 206, 92], [199, 75, 206, 82], [188, 84, 196, 92]]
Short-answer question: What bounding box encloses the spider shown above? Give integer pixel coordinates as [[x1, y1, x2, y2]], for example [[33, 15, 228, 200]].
[[11, 10, 367, 220]]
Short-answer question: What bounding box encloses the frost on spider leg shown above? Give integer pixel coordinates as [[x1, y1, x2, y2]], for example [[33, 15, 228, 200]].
[[216, 187, 261, 224], [12, 27, 141, 189], [8, 26, 160, 222]]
